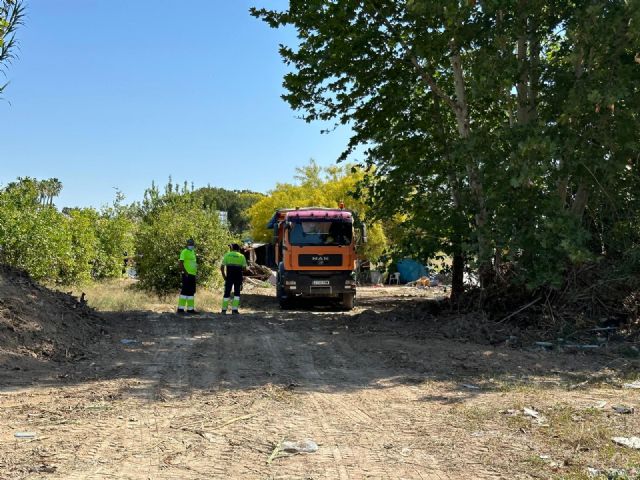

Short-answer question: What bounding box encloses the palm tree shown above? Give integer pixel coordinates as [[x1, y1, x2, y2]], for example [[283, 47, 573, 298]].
[[0, 0, 25, 96]]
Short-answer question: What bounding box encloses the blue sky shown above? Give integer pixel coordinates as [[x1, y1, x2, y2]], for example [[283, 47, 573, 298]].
[[0, 1, 354, 208]]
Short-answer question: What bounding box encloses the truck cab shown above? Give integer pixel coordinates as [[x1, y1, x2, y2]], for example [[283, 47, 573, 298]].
[[267, 207, 360, 309]]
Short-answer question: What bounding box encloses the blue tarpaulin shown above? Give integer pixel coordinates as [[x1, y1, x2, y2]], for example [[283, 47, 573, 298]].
[[396, 259, 428, 283]]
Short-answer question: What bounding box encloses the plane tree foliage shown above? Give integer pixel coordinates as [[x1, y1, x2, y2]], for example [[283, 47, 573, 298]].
[[248, 160, 388, 262], [252, 0, 640, 296]]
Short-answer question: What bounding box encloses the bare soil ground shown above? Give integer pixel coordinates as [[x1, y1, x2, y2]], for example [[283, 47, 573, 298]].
[[1, 276, 640, 479]]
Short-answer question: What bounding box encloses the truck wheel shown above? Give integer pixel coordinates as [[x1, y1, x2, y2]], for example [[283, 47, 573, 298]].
[[277, 283, 291, 310], [342, 292, 355, 310]]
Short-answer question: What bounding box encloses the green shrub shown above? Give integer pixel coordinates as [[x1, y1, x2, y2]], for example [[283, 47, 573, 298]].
[[135, 197, 231, 296]]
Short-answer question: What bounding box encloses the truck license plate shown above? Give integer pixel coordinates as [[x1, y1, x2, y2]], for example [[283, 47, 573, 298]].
[[312, 280, 330, 285]]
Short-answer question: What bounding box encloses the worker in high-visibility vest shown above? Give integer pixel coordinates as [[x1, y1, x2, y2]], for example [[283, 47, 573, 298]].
[[177, 238, 198, 314], [220, 243, 247, 314]]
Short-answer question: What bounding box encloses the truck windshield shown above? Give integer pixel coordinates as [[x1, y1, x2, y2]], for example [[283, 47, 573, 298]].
[[289, 220, 353, 246]]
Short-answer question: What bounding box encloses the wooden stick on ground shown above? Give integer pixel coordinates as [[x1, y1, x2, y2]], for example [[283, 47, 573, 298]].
[[496, 297, 542, 324]]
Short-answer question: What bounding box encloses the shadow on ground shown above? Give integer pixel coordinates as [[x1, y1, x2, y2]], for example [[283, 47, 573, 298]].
[[2, 291, 639, 403]]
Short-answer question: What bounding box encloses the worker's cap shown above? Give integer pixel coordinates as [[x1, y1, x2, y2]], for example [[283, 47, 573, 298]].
[[186, 238, 195, 246], [229, 243, 241, 251]]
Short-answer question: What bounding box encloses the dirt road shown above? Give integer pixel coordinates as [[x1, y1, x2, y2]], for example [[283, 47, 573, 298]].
[[1, 287, 639, 479]]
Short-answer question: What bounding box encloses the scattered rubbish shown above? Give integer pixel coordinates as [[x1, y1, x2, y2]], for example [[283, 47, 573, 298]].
[[461, 384, 480, 390], [587, 467, 600, 478], [407, 276, 430, 288], [523, 407, 541, 418], [500, 409, 519, 416], [29, 464, 57, 474], [523, 407, 549, 425], [268, 438, 318, 464], [623, 380, 640, 389], [564, 344, 600, 349], [612, 405, 635, 415], [400, 447, 412, 457], [592, 401, 607, 409], [569, 380, 590, 390], [281, 439, 318, 454], [14, 432, 37, 439], [539, 454, 550, 460], [535, 341, 554, 348], [612, 436, 640, 449], [586, 467, 636, 478], [120, 339, 138, 345], [196, 431, 221, 443]]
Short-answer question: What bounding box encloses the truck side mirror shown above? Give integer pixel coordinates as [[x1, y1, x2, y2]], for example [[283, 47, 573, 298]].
[[361, 224, 368, 244]]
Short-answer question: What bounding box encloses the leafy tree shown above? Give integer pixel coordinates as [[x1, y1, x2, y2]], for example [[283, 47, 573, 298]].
[[252, 1, 640, 297], [193, 187, 264, 234], [62, 208, 100, 284], [38, 178, 63, 206], [0, 178, 72, 281], [93, 193, 137, 279], [0, 178, 137, 284], [135, 192, 231, 296], [249, 160, 387, 262], [0, 0, 24, 96]]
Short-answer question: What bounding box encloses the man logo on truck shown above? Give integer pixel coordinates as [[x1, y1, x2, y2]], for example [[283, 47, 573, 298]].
[[312, 256, 330, 264]]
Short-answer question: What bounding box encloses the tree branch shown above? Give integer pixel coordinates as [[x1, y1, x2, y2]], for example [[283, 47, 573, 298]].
[[366, 2, 459, 113]]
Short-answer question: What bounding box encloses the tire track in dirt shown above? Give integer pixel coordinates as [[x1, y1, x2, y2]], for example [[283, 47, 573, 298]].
[[254, 316, 438, 479], [258, 308, 500, 479], [65, 314, 198, 480], [256, 319, 351, 479], [328, 328, 505, 479], [304, 328, 448, 480]]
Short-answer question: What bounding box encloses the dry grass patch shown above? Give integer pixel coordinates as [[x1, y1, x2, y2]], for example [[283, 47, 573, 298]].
[[60, 279, 225, 313], [442, 392, 640, 479]]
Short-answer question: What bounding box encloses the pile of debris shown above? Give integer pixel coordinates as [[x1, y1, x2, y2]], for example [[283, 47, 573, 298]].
[[0, 265, 104, 368], [244, 262, 276, 288]]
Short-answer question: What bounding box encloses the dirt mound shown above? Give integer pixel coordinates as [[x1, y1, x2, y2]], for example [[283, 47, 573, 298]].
[[0, 265, 105, 368]]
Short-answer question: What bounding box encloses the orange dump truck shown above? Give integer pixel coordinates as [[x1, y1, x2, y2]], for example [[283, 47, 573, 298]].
[[266, 206, 366, 309]]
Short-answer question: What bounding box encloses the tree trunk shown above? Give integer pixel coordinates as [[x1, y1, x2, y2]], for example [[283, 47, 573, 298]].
[[516, 32, 530, 125], [558, 175, 569, 208], [528, 27, 540, 122], [450, 49, 492, 285], [571, 183, 589, 219], [451, 251, 465, 301]]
